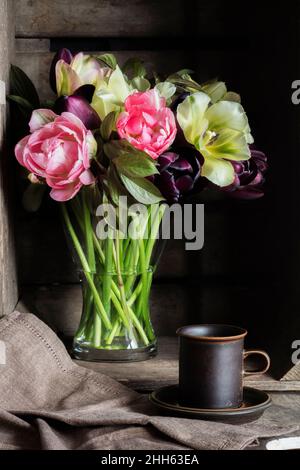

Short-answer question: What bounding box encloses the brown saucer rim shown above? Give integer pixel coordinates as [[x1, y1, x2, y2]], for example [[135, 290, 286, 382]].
[[150, 385, 271, 416]]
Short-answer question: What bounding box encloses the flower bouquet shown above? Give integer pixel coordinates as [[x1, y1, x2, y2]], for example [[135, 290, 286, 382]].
[[10, 50, 267, 361]]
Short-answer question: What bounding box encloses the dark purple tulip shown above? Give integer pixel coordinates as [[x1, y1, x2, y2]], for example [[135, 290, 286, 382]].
[[73, 84, 95, 103], [54, 95, 100, 130], [155, 150, 201, 203], [50, 48, 73, 93], [223, 148, 267, 199]]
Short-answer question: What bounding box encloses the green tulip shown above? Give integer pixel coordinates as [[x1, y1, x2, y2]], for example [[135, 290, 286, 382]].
[[92, 65, 133, 121], [177, 92, 253, 186]]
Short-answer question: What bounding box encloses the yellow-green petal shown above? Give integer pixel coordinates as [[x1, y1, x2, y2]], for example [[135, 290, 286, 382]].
[[108, 65, 131, 103], [71, 52, 104, 88], [201, 155, 235, 187], [201, 81, 227, 103], [92, 65, 131, 120], [206, 100, 251, 136], [200, 128, 251, 162], [55, 60, 82, 97], [177, 92, 211, 145]]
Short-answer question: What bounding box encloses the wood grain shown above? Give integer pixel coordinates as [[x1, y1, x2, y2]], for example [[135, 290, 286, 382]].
[[0, 0, 18, 316], [72, 337, 300, 392], [14, 38, 233, 101], [15, 0, 246, 39]]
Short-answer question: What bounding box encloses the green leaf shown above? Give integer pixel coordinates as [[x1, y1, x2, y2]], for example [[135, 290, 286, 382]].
[[120, 174, 164, 204], [167, 69, 194, 81], [40, 100, 56, 109], [122, 57, 146, 78], [104, 140, 159, 177], [7, 95, 33, 110], [175, 68, 194, 76], [100, 111, 117, 141], [97, 53, 117, 70], [106, 166, 126, 206], [167, 75, 202, 92], [22, 183, 46, 212], [114, 152, 159, 178], [103, 140, 123, 160], [10, 65, 40, 108]]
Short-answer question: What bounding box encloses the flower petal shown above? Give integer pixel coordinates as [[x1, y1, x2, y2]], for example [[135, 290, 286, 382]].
[[50, 183, 82, 201], [206, 100, 253, 143], [175, 174, 194, 192], [29, 109, 58, 133], [73, 84, 96, 102], [15, 135, 30, 166], [201, 155, 235, 187], [200, 128, 251, 162], [171, 157, 193, 172], [79, 169, 95, 185], [177, 92, 210, 145], [50, 48, 73, 92], [157, 170, 180, 203], [55, 96, 100, 130], [201, 81, 227, 103], [159, 152, 178, 171], [71, 53, 106, 89], [56, 60, 82, 97], [108, 65, 131, 103]]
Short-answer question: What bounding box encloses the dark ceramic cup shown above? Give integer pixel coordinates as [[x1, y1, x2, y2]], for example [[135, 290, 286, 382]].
[[177, 324, 270, 409]]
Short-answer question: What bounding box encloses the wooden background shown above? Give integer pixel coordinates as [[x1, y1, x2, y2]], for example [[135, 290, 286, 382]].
[[9, 0, 300, 377], [0, 0, 18, 317]]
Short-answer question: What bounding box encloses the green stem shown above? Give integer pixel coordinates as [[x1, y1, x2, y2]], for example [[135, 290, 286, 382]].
[[61, 204, 112, 330], [102, 235, 113, 316], [82, 190, 96, 273], [93, 311, 101, 347]]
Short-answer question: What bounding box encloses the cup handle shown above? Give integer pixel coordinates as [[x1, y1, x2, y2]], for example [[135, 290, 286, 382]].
[[243, 350, 271, 377]]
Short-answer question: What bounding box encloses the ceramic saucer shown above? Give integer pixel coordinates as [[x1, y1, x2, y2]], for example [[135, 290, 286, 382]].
[[149, 385, 271, 424]]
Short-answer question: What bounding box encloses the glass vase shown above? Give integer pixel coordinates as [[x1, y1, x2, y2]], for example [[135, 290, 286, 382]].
[[62, 187, 166, 362]]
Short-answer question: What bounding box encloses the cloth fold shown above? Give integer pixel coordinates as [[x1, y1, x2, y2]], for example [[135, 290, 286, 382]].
[[0, 311, 299, 450]]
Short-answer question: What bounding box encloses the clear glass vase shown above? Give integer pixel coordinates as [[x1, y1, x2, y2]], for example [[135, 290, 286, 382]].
[[62, 187, 166, 362]]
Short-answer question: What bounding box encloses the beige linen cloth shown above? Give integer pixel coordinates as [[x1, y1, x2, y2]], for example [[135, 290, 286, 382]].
[[0, 311, 299, 450]]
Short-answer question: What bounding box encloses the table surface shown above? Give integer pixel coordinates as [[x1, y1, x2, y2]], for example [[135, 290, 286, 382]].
[[74, 336, 300, 392], [74, 336, 300, 450]]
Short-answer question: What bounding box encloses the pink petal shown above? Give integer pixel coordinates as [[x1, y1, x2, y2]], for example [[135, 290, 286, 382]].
[[50, 182, 82, 201], [15, 135, 30, 166], [46, 145, 69, 176], [79, 169, 95, 185], [125, 116, 143, 135]]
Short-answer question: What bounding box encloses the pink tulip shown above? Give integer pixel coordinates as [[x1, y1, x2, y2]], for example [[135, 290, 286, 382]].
[[116, 90, 177, 159], [15, 110, 96, 201]]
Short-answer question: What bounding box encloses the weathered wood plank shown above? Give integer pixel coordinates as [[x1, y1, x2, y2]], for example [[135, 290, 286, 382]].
[[15, 50, 187, 101], [14, 37, 248, 101], [0, 0, 18, 317], [15, 0, 246, 39]]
